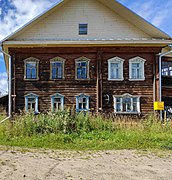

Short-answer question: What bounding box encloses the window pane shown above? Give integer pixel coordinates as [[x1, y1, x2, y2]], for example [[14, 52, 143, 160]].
[[116, 97, 121, 103], [77, 96, 89, 111], [110, 63, 119, 79], [132, 63, 141, 79], [28, 98, 36, 103], [77, 61, 87, 79], [79, 103, 82, 109], [26, 62, 37, 79], [133, 103, 137, 112], [116, 103, 121, 112], [83, 102, 86, 109], [79, 24, 88, 35], [54, 98, 61, 103], [31, 68, 36, 79], [162, 61, 172, 77], [51, 62, 63, 79], [133, 97, 137, 102]]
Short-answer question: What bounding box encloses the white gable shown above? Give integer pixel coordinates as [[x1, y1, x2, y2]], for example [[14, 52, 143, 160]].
[[13, 0, 150, 41]]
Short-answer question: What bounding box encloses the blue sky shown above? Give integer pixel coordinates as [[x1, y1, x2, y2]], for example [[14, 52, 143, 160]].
[[0, 0, 172, 94]]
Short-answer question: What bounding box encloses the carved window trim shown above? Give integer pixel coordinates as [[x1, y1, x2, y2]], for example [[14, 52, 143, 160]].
[[113, 93, 141, 114], [50, 93, 64, 112], [76, 94, 90, 112], [129, 56, 146, 81], [25, 93, 39, 112], [75, 57, 90, 80], [108, 57, 124, 81], [50, 57, 65, 80], [24, 57, 39, 80]]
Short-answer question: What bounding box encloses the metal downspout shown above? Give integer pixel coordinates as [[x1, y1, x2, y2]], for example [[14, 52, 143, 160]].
[[0, 48, 12, 123], [158, 50, 172, 121]]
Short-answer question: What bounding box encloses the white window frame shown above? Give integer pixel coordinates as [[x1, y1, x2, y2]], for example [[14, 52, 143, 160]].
[[51, 93, 64, 111], [24, 57, 39, 80], [25, 93, 39, 112], [50, 57, 65, 80], [108, 57, 124, 81], [129, 56, 146, 81], [113, 93, 141, 114], [75, 57, 90, 80], [76, 94, 90, 112]]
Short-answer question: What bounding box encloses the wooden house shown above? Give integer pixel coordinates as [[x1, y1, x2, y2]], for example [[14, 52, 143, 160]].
[[1, 0, 172, 115]]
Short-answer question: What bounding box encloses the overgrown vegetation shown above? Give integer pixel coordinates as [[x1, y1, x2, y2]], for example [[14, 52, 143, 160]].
[[0, 110, 172, 150]]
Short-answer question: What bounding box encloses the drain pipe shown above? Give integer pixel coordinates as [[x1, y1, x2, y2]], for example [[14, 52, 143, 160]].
[[0, 48, 12, 123], [159, 50, 172, 121]]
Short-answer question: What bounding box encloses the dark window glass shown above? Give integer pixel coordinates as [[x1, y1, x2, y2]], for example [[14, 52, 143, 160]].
[[26, 62, 37, 79], [51, 62, 63, 79], [28, 97, 36, 111], [162, 61, 172, 76], [79, 24, 88, 35], [77, 61, 87, 79]]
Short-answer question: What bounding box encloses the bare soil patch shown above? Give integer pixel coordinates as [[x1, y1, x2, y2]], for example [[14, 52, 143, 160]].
[[0, 147, 172, 180]]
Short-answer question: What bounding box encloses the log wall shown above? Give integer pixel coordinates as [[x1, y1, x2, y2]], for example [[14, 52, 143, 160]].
[[9, 46, 161, 115]]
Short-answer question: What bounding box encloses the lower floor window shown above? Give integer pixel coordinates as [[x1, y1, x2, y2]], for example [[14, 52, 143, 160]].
[[76, 94, 89, 111], [51, 93, 64, 111], [25, 93, 38, 112], [114, 93, 140, 113]]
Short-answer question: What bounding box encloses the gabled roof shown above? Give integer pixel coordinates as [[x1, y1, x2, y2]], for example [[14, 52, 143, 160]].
[[1, 0, 171, 44]]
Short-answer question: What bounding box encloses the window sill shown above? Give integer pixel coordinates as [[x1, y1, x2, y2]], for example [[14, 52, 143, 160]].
[[24, 78, 39, 81], [50, 78, 65, 81], [108, 78, 124, 81], [75, 78, 90, 81], [129, 78, 145, 81]]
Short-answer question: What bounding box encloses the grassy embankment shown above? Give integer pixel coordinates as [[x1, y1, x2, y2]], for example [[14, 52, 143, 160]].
[[0, 110, 172, 150]]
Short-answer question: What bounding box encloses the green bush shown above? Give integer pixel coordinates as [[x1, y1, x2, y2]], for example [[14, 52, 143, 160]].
[[0, 112, 172, 150]]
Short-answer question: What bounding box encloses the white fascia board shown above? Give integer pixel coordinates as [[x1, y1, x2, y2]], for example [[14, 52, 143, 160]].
[[3, 40, 172, 46]]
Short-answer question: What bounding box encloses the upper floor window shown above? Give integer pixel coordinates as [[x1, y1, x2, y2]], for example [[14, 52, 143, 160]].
[[79, 23, 88, 35], [25, 93, 38, 112], [51, 93, 64, 111], [24, 57, 39, 80], [129, 57, 146, 81], [108, 57, 124, 81], [113, 93, 140, 114], [162, 61, 172, 76], [50, 57, 65, 80], [75, 57, 90, 80], [76, 94, 89, 112]]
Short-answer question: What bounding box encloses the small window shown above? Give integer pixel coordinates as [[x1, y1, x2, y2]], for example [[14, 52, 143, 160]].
[[162, 61, 172, 76], [75, 57, 90, 79], [51, 93, 64, 111], [114, 93, 140, 114], [129, 57, 146, 81], [24, 57, 39, 80], [108, 57, 124, 80], [76, 94, 89, 112], [79, 24, 88, 35], [25, 93, 39, 112], [50, 57, 65, 79]]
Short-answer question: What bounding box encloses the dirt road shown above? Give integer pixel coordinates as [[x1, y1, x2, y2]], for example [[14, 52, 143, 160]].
[[0, 147, 172, 180]]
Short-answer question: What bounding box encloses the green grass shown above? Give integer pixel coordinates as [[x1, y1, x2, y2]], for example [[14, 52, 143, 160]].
[[0, 111, 172, 150]]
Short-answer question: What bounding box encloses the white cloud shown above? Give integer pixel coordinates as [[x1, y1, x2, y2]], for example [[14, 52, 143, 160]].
[[0, 0, 58, 41], [0, 72, 8, 96], [118, 0, 172, 35]]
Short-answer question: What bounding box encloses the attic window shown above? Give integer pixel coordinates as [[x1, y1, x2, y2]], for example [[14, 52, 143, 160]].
[[79, 24, 88, 35]]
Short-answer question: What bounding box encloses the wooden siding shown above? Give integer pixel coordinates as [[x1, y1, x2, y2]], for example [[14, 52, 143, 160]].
[[9, 47, 160, 115], [13, 0, 150, 41]]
